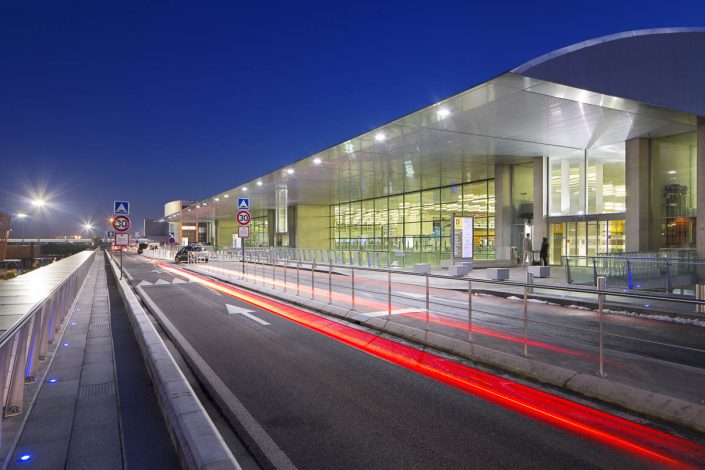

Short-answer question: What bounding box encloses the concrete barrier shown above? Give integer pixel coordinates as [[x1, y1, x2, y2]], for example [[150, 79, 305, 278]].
[[107, 253, 240, 470], [485, 267, 509, 280]]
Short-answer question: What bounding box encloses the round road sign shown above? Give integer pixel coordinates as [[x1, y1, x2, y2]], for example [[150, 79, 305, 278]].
[[112, 215, 131, 232], [168, 236, 176, 245], [237, 210, 251, 226]]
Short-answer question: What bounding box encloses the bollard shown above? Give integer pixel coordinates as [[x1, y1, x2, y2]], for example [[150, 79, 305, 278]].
[[467, 279, 473, 342], [597, 276, 607, 377]]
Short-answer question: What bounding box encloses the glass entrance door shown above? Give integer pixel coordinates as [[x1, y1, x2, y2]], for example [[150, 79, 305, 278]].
[[549, 218, 625, 264]]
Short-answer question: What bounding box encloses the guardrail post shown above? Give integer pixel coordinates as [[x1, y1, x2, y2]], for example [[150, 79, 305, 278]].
[[387, 271, 392, 319], [296, 262, 300, 296], [526, 271, 534, 294], [311, 261, 315, 300], [425, 273, 430, 331], [283, 259, 287, 293], [665, 260, 673, 293], [626, 259, 634, 289], [563, 256, 572, 284], [351, 267, 356, 311], [697, 284, 705, 314], [592, 257, 598, 286], [328, 260, 332, 304], [5, 324, 31, 415], [467, 280, 473, 342], [523, 281, 529, 358], [597, 276, 607, 377]]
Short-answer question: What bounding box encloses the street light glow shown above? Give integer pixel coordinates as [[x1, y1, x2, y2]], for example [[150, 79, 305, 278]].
[[32, 199, 45, 207], [16, 213, 28, 219]]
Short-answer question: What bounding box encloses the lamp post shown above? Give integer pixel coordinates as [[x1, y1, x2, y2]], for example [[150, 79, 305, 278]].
[[31, 199, 45, 242], [15, 213, 28, 240]]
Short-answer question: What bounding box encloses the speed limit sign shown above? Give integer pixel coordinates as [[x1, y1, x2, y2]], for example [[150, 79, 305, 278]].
[[237, 210, 251, 226], [112, 215, 131, 232]]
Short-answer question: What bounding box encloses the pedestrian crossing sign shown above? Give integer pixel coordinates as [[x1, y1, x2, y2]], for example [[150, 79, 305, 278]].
[[114, 201, 130, 215], [237, 198, 249, 210]]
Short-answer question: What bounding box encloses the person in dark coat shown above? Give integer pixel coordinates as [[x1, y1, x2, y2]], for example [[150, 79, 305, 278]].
[[540, 237, 549, 266]]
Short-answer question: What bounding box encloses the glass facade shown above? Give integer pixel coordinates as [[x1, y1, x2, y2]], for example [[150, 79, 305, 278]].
[[651, 132, 697, 249], [249, 216, 269, 247], [331, 180, 495, 266], [549, 145, 625, 217]]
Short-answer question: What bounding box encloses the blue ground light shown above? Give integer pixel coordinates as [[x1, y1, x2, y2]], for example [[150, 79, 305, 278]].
[[17, 453, 32, 462], [47, 378, 58, 383]]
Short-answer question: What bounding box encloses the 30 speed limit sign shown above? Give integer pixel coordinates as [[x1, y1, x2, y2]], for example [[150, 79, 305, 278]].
[[237, 210, 251, 226], [112, 215, 131, 232]]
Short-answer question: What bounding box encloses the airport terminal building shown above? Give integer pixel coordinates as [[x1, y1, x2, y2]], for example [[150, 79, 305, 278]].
[[161, 28, 705, 267]]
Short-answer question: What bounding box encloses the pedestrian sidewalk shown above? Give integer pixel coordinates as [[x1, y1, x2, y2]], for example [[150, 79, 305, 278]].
[[5, 254, 179, 469]]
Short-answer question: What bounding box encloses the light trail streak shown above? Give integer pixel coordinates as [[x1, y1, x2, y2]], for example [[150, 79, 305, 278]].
[[154, 260, 705, 468]]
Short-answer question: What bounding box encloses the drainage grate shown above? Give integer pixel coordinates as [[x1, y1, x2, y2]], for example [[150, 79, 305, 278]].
[[88, 322, 111, 331], [78, 381, 116, 399]]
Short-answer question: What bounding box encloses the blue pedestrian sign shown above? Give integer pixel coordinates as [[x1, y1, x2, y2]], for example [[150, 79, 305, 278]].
[[107, 231, 115, 237], [114, 201, 130, 215], [237, 198, 249, 210]]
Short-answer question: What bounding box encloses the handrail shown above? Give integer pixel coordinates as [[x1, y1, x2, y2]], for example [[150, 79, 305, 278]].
[[0, 250, 96, 417]]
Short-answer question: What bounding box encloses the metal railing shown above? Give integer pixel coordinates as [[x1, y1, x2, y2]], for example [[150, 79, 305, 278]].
[[186, 255, 705, 395], [0, 250, 95, 418], [563, 255, 705, 295]]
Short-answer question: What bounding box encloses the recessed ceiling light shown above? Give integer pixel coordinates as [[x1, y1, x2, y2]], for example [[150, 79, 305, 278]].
[[375, 132, 386, 142], [287, 168, 294, 174], [313, 157, 322, 164], [256, 180, 263, 186], [224, 194, 229, 198], [242, 187, 248, 191], [668, 170, 677, 175], [214, 197, 220, 202], [437, 108, 450, 119]]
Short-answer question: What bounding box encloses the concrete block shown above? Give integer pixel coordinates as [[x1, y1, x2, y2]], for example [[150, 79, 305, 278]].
[[447, 265, 470, 277], [440, 259, 453, 268], [528, 265, 550, 277], [486, 268, 509, 280], [461, 261, 473, 272], [412, 263, 432, 274]]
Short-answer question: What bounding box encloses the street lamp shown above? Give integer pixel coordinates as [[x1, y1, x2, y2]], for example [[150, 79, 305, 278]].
[[31, 199, 46, 242], [14, 213, 28, 240]]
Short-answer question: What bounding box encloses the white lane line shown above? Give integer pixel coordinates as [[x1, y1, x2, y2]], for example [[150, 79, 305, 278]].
[[361, 307, 425, 318], [226, 304, 270, 325], [155, 279, 170, 285], [135, 287, 296, 469], [172, 278, 187, 284], [137, 280, 153, 287]]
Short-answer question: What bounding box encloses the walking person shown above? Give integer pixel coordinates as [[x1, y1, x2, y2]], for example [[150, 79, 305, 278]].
[[522, 233, 532, 266], [540, 237, 549, 266]]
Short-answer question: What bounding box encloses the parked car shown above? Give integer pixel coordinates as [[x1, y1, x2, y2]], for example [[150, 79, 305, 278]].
[[174, 245, 209, 263]]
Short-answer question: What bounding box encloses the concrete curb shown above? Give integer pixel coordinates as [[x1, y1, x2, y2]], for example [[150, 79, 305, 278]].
[[107, 254, 240, 470], [186, 265, 705, 435]]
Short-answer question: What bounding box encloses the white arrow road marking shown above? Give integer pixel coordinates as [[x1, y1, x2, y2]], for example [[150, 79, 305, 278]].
[[361, 307, 425, 318], [137, 280, 153, 287], [226, 304, 270, 325], [172, 278, 187, 284], [155, 279, 170, 285]]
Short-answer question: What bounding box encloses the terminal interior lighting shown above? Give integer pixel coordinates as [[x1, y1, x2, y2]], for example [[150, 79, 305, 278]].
[[374, 132, 386, 142], [313, 157, 322, 164], [668, 170, 677, 175], [215, 197, 220, 202], [224, 194, 229, 198], [256, 181, 263, 186], [286, 168, 294, 174], [242, 187, 248, 191], [437, 108, 450, 119]]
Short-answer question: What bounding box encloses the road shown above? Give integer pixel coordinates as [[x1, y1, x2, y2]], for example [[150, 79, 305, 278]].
[[120, 253, 704, 469]]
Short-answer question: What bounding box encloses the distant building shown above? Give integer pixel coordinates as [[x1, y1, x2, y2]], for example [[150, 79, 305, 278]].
[[160, 29, 705, 266], [0, 211, 10, 261]]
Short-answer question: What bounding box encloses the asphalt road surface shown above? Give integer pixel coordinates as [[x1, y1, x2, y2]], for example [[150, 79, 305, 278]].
[[120, 253, 701, 469]]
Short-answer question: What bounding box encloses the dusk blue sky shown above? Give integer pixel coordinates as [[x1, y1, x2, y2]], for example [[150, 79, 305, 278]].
[[1, 1, 704, 237]]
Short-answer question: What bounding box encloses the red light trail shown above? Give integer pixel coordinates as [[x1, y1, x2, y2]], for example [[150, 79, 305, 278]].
[[155, 261, 705, 468]]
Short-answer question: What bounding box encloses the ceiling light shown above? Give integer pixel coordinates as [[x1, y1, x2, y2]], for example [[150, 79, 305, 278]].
[[668, 170, 677, 175], [214, 197, 220, 202], [375, 132, 386, 142], [287, 168, 294, 174], [437, 108, 450, 119], [242, 187, 248, 191], [313, 157, 321, 164], [256, 180, 263, 186]]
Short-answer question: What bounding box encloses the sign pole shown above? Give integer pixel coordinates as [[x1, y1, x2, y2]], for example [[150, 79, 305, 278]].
[[120, 247, 123, 279], [242, 235, 245, 276]]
